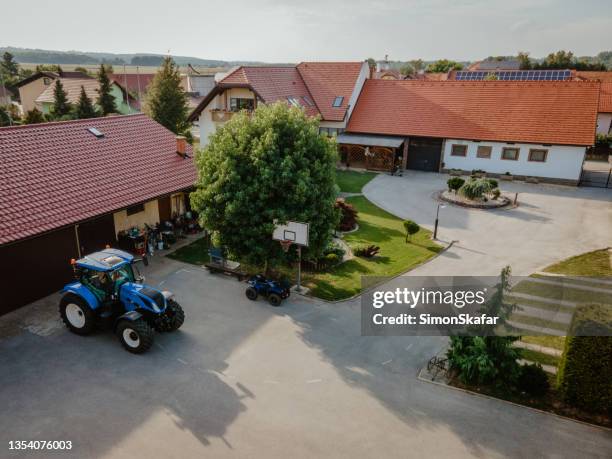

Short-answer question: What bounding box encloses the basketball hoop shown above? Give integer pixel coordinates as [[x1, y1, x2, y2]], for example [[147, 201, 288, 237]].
[[279, 240, 292, 252]]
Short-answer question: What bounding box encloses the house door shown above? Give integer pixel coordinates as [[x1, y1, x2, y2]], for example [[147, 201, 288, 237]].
[[407, 138, 443, 172], [158, 196, 171, 222]]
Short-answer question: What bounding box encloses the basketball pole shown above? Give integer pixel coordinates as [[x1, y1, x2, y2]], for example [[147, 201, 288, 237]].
[[296, 245, 302, 293]]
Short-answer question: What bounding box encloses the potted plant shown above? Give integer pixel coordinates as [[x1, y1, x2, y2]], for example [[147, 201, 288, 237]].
[[449, 168, 463, 177], [471, 169, 486, 178]]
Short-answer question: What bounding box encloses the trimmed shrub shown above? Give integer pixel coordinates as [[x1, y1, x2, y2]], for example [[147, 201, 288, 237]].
[[447, 177, 465, 193], [403, 220, 420, 243], [487, 178, 498, 189], [518, 363, 550, 396], [557, 304, 612, 414], [459, 178, 493, 200]]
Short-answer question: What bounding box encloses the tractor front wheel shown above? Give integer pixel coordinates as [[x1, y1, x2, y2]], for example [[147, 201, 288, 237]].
[[268, 293, 282, 307], [245, 287, 258, 301], [60, 293, 96, 335], [166, 300, 185, 331], [116, 319, 154, 354]]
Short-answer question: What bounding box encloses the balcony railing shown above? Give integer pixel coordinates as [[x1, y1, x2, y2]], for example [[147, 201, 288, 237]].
[[210, 109, 235, 122]]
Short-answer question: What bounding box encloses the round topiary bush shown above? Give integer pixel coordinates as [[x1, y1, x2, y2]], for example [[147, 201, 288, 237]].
[[447, 177, 465, 193], [518, 363, 550, 396]]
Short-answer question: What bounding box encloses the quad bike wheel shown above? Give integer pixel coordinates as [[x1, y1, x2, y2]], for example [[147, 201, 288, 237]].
[[166, 300, 185, 331], [268, 293, 282, 307], [246, 287, 258, 301], [116, 319, 154, 354], [59, 293, 97, 335]]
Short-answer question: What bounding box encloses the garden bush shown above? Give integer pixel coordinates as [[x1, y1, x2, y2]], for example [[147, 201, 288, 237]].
[[403, 220, 420, 243], [459, 178, 494, 200], [335, 198, 358, 232], [355, 245, 380, 258], [487, 178, 498, 189], [447, 177, 465, 193], [517, 363, 550, 396], [557, 304, 612, 414], [491, 189, 501, 200]]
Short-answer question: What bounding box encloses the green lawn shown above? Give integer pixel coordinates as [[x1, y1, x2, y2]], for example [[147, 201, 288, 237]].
[[336, 170, 377, 193], [304, 196, 442, 301], [521, 335, 566, 351], [543, 248, 612, 277], [167, 237, 210, 265]]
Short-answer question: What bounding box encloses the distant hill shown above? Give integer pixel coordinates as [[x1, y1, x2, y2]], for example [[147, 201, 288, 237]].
[[0, 47, 270, 67]]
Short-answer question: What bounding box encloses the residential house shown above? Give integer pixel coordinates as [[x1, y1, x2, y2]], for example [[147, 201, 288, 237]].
[[15, 70, 93, 112], [340, 80, 600, 185], [188, 61, 369, 145], [597, 82, 612, 134], [0, 114, 196, 315], [468, 59, 521, 71], [34, 78, 137, 115]]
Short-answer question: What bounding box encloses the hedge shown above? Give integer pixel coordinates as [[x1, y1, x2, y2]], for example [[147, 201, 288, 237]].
[[557, 304, 612, 414]]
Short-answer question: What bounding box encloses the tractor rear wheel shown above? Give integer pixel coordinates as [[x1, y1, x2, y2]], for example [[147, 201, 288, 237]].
[[116, 319, 154, 354], [245, 287, 258, 301], [59, 293, 96, 335], [166, 300, 185, 331], [268, 293, 282, 307]]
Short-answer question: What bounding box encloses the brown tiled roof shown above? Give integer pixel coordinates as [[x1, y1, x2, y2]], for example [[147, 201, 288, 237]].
[[0, 114, 196, 244], [575, 71, 612, 83], [35, 78, 102, 104], [296, 62, 363, 121], [599, 82, 612, 113], [221, 66, 320, 117], [110, 73, 156, 94], [347, 79, 599, 146]]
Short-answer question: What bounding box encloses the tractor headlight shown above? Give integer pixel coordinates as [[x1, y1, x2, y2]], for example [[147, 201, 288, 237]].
[[162, 291, 175, 301]]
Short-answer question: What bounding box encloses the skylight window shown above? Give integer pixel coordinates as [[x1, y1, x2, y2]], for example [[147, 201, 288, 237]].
[[332, 96, 344, 107], [287, 97, 301, 107], [302, 95, 314, 106], [87, 127, 104, 138]]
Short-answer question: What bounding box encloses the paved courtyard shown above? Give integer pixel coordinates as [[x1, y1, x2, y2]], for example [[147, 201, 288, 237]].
[[364, 171, 612, 276], [1, 172, 611, 458]]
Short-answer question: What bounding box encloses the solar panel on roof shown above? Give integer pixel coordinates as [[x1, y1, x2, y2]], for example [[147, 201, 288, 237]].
[[455, 69, 572, 81]]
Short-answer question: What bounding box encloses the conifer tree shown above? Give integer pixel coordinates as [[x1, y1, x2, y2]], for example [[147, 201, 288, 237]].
[[96, 64, 117, 115], [74, 86, 97, 119], [51, 79, 72, 118]]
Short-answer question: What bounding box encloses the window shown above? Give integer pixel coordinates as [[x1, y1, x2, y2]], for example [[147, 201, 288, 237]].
[[302, 95, 314, 106], [528, 149, 548, 162], [476, 146, 492, 158], [501, 147, 520, 160], [126, 203, 145, 216], [287, 97, 300, 107], [451, 144, 467, 157], [229, 98, 254, 112], [332, 96, 344, 107]]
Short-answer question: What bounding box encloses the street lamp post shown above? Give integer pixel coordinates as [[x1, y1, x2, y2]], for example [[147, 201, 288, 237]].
[[433, 203, 445, 240]]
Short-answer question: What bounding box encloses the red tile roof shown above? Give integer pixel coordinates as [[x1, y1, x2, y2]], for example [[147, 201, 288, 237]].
[[297, 62, 364, 121], [189, 62, 365, 122], [347, 80, 600, 146], [110, 73, 156, 95], [599, 82, 612, 113], [35, 78, 106, 104], [0, 114, 196, 245], [575, 71, 612, 83], [221, 66, 320, 117]]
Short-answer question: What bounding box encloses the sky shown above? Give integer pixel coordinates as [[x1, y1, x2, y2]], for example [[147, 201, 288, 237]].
[[1, 0, 610, 62]]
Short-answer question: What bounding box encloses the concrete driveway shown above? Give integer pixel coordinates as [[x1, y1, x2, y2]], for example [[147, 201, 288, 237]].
[[1, 254, 611, 458], [363, 171, 612, 276]]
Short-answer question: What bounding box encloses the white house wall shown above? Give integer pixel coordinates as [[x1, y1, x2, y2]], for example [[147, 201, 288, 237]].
[[442, 139, 586, 181], [596, 113, 612, 134]]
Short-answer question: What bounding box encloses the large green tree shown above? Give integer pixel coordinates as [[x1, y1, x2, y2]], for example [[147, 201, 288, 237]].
[[74, 85, 98, 119], [1, 52, 19, 78], [426, 59, 463, 73], [145, 56, 189, 136], [190, 102, 339, 268], [96, 64, 117, 115], [51, 79, 72, 119]]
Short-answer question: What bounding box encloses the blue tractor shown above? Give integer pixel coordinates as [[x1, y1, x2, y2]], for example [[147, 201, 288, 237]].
[[59, 248, 184, 353], [245, 275, 290, 306]]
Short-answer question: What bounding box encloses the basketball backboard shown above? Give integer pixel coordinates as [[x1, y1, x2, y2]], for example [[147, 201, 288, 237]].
[[272, 220, 309, 247]]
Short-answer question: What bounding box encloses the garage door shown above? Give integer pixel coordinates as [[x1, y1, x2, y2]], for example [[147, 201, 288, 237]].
[[78, 214, 116, 254], [0, 227, 78, 316], [407, 138, 443, 172]]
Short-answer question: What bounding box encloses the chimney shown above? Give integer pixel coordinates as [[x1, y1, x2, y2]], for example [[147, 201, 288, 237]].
[[176, 135, 187, 157]]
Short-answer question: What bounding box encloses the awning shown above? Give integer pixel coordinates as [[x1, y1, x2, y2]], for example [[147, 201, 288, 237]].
[[336, 133, 404, 148]]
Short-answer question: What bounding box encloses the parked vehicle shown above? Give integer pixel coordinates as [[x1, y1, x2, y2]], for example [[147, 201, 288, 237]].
[[59, 248, 184, 353], [245, 275, 290, 306]]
